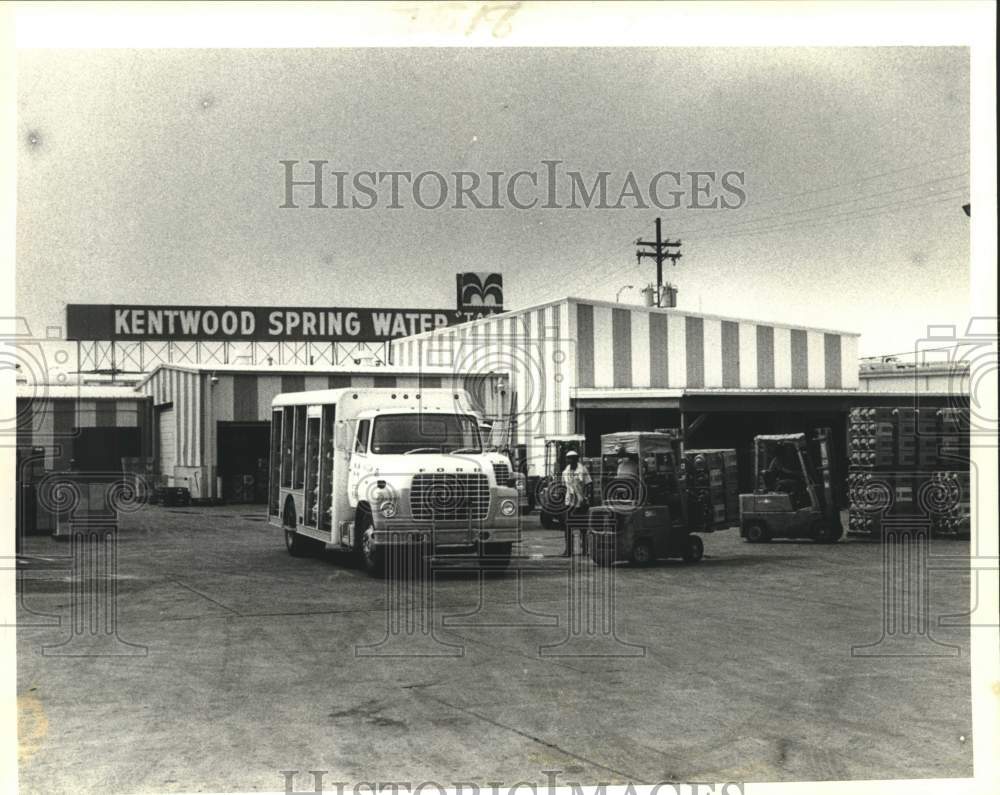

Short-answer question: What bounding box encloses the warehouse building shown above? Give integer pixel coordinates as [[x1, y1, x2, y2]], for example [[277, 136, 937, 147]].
[[135, 363, 509, 501], [15, 384, 154, 472], [14, 384, 154, 535], [388, 295, 968, 502], [858, 360, 969, 393], [390, 297, 868, 481], [16, 294, 968, 518]]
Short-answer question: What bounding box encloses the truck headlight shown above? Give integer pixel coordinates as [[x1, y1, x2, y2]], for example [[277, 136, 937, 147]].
[[378, 500, 398, 518], [500, 499, 517, 516]]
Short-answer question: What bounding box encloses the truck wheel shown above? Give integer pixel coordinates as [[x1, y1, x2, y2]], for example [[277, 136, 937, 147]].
[[285, 528, 316, 557], [360, 528, 385, 576], [480, 542, 512, 569], [629, 539, 654, 566], [357, 516, 385, 576], [682, 534, 704, 563], [283, 502, 315, 557], [744, 522, 769, 543]]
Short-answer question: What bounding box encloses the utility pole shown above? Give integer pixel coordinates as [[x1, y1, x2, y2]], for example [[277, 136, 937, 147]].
[[635, 217, 681, 307]]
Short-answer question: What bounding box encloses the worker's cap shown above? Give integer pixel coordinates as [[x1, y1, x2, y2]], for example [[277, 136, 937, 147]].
[[565, 450, 579, 457], [615, 445, 628, 455]]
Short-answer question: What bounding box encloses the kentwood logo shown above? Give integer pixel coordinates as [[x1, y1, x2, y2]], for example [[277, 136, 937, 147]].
[[457, 272, 503, 311]]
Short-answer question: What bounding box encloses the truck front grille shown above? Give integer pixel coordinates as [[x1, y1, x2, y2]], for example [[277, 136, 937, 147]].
[[411, 473, 490, 521], [492, 463, 510, 485]]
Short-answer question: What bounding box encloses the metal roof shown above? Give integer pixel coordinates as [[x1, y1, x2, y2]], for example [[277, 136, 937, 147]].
[[134, 362, 502, 389], [393, 295, 860, 342], [575, 387, 862, 399], [15, 384, 147, 400], [682, 388, 861, 396]]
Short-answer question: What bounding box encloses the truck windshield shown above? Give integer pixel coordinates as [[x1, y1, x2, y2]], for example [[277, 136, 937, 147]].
[[370, 414, 482, 454]]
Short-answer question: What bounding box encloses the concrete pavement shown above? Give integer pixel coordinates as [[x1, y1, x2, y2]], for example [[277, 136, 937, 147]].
[[16, 504, 973, 792]]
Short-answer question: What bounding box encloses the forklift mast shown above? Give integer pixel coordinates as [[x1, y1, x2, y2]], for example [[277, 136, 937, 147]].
[[810, 427, 841, 517]]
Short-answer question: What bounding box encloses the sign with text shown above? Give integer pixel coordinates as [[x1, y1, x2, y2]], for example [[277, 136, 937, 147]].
[[66, 304, 503, 342]]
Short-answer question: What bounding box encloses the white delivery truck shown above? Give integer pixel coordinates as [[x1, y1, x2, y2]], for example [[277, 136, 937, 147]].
[[268, 388, 520, 574]]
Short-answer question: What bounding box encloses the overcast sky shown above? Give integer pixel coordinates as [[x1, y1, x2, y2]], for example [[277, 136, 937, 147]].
[[17, 47, 969, 363]]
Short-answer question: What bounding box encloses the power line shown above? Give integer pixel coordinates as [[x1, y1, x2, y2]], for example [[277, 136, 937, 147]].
[[725, 148, 969, 210], [635, 217, 681, 307], [685, 187, 967, 243], [565, 190, 968, 300], [673, 170, 968, 237], [502, 152, 971, 292]]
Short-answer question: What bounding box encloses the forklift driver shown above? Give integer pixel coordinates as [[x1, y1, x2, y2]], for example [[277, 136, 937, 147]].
[[561, 450, 592, 556], [766, 446, 805, 507], [614, 445, 639, 480]]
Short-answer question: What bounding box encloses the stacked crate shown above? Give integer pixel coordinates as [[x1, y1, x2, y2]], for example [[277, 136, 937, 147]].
[[895, 408, 918, 467], [684, 448, 739, 528], [847, 405, 970, 538], [721, 449, 740, 520], [583, 456, 604, 504]]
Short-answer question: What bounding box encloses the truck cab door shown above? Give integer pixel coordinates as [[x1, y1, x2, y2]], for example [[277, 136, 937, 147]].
[[347, 419, 371, 504]]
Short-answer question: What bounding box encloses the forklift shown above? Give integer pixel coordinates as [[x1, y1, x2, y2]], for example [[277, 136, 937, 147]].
[[534, 434, 588, 528], [588, 432, 712, 566], [739, 429, 843, 543]]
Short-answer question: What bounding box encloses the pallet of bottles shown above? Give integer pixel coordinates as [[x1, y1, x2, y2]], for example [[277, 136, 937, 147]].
[[848, 406, 968, 470], [846, 469, 969, 539], [683, 448, 739, 527]]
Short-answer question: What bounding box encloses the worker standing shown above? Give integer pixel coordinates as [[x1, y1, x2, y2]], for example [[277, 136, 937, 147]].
[[561, 450, 592, 556]]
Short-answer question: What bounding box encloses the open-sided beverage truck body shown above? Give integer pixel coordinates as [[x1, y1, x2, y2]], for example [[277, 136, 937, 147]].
[[589, 432, 736, 565], [268, 388, 521, 572]]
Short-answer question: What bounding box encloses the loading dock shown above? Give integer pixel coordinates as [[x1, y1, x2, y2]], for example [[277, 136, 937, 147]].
[[14, 385, 154, 535], [217, 421, 270, 503], [391, 297, 862, 482]]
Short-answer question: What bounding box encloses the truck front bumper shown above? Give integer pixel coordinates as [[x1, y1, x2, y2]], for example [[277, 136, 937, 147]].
[[369, 486, 521, 549], [367, 522, 519, 549]]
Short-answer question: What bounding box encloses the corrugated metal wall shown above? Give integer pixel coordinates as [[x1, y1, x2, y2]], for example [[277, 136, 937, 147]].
[[139, 366, 505, 498], [205, 372, 495, 427], [16, 397, 150, 470], [572, 300, 858, 390], [391, 298, 860, 471], [392, 304, 576, 467], [141, 366, 205, 468]]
